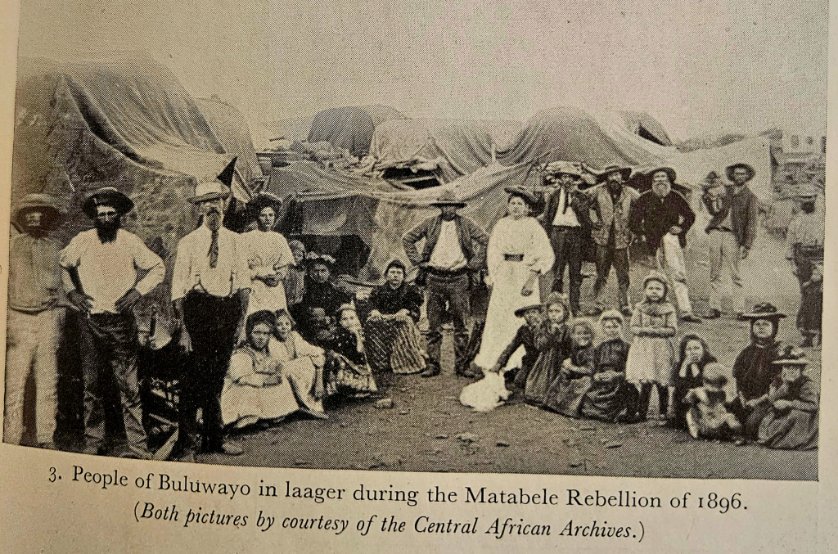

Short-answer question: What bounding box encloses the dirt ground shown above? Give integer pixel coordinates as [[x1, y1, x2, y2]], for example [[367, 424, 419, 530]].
[[199, 232, 819, 480]]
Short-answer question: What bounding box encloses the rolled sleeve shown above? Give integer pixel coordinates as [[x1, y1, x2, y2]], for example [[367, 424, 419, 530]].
[[132, 236, 165, 295]]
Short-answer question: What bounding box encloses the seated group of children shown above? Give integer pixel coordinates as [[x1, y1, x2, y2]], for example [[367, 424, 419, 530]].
[[474, 271, 819, 451]]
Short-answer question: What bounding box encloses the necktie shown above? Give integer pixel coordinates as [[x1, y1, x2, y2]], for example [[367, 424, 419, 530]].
[[561, 188, 569, 214], [209, 229, 219, 268]]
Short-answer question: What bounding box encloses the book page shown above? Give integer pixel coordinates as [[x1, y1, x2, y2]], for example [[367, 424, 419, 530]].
[[0, 1, 836, 552]]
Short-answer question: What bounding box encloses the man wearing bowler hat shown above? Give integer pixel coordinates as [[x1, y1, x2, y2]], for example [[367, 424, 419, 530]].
[[630, 167, 700, 322], [586, 164, 638, 317], [541, 162, 591, 315], [60, 187, 165, 458], [703, 162, 760, 319], [5, 193, 66, 449], [402, 190, 489, 378], [171, 159, 250, 460]]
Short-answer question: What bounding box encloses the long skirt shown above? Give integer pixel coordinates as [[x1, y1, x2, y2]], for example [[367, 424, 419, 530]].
[[326, 353, 379, 397], [474, 260, 540, 370], [758, 408, 818, 450], [581, 375, 636, 422], [544, 374, 593, 417], [221, 380, 301, 428], [524, 349, 561, 405], [365, 317, 425, 375]]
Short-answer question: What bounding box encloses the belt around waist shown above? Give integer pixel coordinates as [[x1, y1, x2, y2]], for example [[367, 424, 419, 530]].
[[427, 267, 468, 277], [709, 227, 734, 233], [186, 289, 239, 301], [503, 254, 525, 262]]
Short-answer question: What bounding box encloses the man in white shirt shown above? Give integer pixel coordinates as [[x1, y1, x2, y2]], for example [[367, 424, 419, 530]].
[[171, 173, 250, 461], [402, 191, 489, 378], [60, 187, 164, 458]]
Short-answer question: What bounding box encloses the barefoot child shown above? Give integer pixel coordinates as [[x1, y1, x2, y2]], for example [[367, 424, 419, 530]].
[[626, 272, 678, 423], [524, 292, 572, 405], [683, 363, 742, 441]]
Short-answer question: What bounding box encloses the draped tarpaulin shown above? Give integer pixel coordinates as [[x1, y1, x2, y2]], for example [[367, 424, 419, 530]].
[[306, 105, 405, 157]]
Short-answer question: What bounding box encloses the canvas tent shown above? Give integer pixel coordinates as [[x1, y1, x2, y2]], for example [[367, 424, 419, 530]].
[[306, 105, 406, 157], [196, 96, 262, 183], [10, 55, 255, 254], [369, 118, 521, 183]]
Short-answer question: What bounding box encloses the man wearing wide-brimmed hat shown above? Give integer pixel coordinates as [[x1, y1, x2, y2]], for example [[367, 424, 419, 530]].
[[541, 162, 591, 315], [241, 192, 295, 316], [4, 193, 66, 449], [703, 163, 760, 319], [785, 185, 824, 346], [60, 187, 165, 458], [629, 167, 700, 322], [586, 164, 638, 316], [402, 190, 489, 378], [171, 160, 251, 460]]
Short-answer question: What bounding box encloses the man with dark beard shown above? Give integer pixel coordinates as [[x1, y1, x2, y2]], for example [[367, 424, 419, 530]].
[[60, 187, 164, 458], [785, 186, 824, 347], [171, 171, 251, 461], [5, 194, 65, 449]]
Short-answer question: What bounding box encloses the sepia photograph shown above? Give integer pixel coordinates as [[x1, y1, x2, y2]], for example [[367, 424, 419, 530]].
[[2, 0, 827, 483]]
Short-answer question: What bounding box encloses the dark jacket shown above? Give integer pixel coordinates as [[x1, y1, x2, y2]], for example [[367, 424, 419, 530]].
[[368, 282, 423, 322], [630, 190, 695, 250], [495, 324, 539, 372], [402, 214, 489, 271], [541, 186, 592, 230], [703, 185, 760, 250]]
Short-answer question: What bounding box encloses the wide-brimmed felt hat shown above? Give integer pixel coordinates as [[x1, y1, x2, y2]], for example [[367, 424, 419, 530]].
[[543, 161, 582, 180], [514, 302, 543, 317], [771, 345, 808, 366], [431, 190, 466, 208], [503, 186, 541, 207], [726, 163, 755, 182], [647, 166, 677, 184], [705, 170, 720, 181], [702, 362, 729, 387], [741, 302, 786, 320], [598, 164, 633, 182], [82, 187, 134, 218], [14, 193, 65, 228]]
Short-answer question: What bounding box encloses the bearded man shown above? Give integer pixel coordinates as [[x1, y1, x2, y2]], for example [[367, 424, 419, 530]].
[[60, 187, 164, 458]]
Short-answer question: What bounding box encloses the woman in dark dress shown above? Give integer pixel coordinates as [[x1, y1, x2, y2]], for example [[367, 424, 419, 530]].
[[580, 310, 638, 422], [296, 253, 350, 341], [756, 346, 818, 450], [730, 303, 786, 438], [544, 319, 596, 417], [670, 334, 717, 430], [365, 260, 426, 375], [323, 304, 378, 397]]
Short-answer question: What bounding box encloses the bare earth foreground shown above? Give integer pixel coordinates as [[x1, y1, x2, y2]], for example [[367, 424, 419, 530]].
[[199, 233, 818, 480]]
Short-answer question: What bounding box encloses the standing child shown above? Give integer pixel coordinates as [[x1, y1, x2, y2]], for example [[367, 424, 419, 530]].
[[580, 310, 638, 422], [626, 272, 678, 423], [284, 240, 307, 310], [524, 292, 572, 406], [491, 302, 544, 389], [544, 319, 596, 416], [683, 363, 743, 442]]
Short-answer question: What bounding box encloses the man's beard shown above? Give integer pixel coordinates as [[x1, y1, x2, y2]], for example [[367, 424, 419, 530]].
[[95, 219, 120, 243], [24, 224, 48, 238], [607, 181, 621, 192], [205, 209, 222, 231]]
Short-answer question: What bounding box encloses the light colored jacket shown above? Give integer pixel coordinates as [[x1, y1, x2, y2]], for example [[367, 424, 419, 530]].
[[587, 185, 639, 249]]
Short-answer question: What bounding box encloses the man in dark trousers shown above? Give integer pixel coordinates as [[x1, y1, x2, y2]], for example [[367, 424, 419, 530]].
[[402, 190, 489, 378], [541, 162, 591, 316], [171, 161, 250, 461], [630, 167, 701, 322], [61, 187, 165, 458]]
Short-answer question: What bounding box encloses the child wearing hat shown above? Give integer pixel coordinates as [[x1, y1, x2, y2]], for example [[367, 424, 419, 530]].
[[626, 271, 678, 423], [492, 302, 544, 389], [754, 346, 818, 450], [524, 292, 572, 405], [683, 363, 743, 442], [580, 310, 639, 422]]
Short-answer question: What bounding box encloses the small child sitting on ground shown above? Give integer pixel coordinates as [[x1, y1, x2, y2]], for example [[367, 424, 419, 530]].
[[683, 363, 743, 443]]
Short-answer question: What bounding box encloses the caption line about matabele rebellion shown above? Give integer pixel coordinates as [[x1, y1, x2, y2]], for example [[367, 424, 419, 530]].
[[45, 462, 749, 542]]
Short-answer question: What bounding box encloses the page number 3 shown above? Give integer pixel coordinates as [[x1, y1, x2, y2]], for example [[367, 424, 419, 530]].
[[48, 467, 60, 482]]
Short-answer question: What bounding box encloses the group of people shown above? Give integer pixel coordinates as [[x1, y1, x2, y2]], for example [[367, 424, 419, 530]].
[[3, 156, 821, 461]]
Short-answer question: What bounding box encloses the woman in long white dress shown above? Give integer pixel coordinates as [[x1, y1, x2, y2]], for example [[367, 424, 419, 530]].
[[243, 194, 295, 316], [473, 187, 554, 372]]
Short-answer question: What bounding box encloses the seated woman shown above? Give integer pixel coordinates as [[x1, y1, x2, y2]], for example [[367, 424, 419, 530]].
[[580, 310, 638, 422], [296, 253, 350, 341], [324, 304, 379, 398], [670, 334, 717, 430], [221, 311, 321, 431], [269, 309, 328, 419], [544, 319, 596, 417], [365, 260, 426, 375], [756, 346, 818, 450]]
